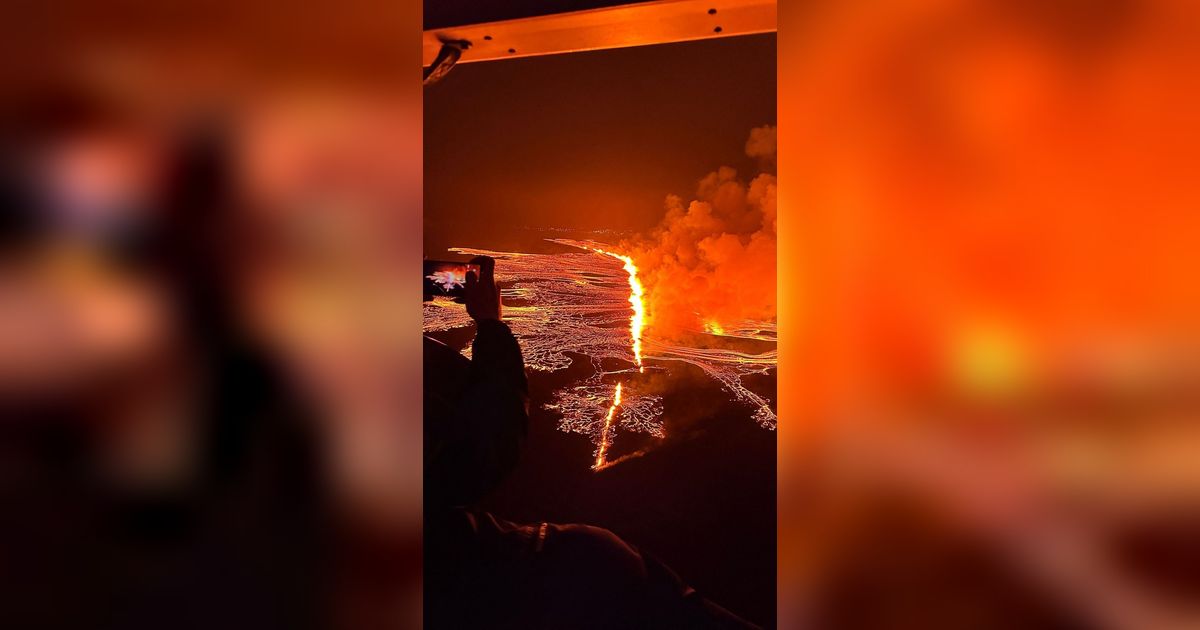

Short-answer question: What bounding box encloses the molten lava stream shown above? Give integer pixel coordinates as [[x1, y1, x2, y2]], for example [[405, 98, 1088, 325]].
[[593, 383, 622, 469], [588, 248, 641, 470], [424, 240, 775, 471], [592, 248, 644, 372]]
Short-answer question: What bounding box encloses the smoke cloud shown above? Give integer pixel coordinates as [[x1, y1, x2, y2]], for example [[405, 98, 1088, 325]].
[[623, 126, 777, 336], [744, 124, 777, 170]]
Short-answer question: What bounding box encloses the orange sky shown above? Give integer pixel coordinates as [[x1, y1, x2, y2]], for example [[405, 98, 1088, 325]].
[[423, 33, 776, 254]]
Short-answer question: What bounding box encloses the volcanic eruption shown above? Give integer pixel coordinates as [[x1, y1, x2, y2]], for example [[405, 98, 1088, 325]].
[[423, 126, 777, 470]]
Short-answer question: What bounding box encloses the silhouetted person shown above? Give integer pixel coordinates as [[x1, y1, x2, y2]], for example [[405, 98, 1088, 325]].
[[0, 101, 329, 629], [424, 256, 761, 629]]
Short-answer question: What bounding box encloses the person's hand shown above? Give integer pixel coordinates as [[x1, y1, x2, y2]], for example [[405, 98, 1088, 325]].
[[465, 255, 501, 322]]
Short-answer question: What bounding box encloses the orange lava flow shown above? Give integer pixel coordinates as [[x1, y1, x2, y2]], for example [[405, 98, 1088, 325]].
[[593, 382, 623, 469], [424, 240, 775, 470], [593, 250, 645, 371]]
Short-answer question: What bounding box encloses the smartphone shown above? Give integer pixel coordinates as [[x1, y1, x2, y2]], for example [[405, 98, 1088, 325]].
[[424, 260, 480, 300]]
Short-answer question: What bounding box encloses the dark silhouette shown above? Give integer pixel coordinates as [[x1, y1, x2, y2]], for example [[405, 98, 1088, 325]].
[[0, 103, 330, 630], [424, 256, 761, 629]]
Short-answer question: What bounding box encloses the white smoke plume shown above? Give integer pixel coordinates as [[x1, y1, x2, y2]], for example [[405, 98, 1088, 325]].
[[623, 125, 777, 336]]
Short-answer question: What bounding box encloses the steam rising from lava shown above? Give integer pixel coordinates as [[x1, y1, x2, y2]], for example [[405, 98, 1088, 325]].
[[622, 125, 777, 338]]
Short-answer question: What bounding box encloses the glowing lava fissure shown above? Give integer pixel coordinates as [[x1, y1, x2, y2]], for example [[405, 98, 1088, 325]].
[[593, 382, 622, 469], [590, 249, 644, 371], [422, 239, 775, 470]]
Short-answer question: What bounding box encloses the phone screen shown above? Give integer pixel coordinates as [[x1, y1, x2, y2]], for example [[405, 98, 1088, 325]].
[[424, 260, 480, 300]]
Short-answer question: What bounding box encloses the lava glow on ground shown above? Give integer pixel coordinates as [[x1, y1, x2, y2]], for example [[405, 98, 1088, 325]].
[[594, 249, 645, 371], [423, 239, 776, 470]]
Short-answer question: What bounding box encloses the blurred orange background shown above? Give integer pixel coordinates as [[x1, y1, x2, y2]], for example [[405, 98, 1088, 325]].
[[779, 0, 1199, 627]]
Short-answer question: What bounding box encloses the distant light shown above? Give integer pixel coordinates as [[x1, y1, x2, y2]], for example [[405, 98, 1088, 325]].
[[949, 321, 1032, 399]]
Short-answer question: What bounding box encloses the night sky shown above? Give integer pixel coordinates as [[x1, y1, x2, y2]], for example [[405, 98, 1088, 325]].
[[423, 32, 776, 254]]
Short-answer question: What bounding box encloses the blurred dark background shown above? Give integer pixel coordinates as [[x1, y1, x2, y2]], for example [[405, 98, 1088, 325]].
[[1, 2, 424, 629]]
